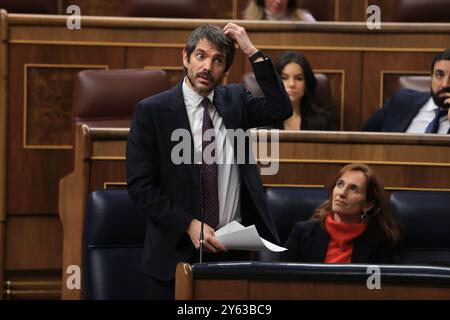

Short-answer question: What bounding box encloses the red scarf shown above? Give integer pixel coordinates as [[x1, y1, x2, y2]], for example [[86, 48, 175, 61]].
[[324, 213, 367, 263]]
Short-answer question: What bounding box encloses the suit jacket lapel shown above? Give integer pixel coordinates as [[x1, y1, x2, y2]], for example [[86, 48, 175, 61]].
[[213, 86, 236, 131], [167, 82, 200, 188]]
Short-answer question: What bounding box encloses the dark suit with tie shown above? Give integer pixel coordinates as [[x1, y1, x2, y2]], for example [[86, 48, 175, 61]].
[[281, 220, 396, 263], [362, 89, 431, 132], [126, 58, 292, 283]]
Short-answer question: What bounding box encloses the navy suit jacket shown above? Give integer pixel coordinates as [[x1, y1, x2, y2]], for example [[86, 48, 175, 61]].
[[280, 220, 396, 263], [126, 58, 292, 281], [362, 89, 431, 132]]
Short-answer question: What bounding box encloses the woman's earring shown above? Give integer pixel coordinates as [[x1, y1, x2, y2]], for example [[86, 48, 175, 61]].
[[361, 209, 370, 224]]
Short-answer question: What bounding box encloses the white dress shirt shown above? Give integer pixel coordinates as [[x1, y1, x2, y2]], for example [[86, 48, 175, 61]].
[[406, 97, 450, 134], [182, 77, 241, 228]]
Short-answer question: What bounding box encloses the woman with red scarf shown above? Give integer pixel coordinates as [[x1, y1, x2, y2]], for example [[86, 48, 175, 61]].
[[281, 163, 402, 263]]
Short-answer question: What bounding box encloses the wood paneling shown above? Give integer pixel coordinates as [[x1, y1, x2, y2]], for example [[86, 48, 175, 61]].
[[60, 0, 123, 16], [249, 281, 450, 299], [7, 44, 124, 214], [0, 223, 4, 299], [0, 9, 7, 300], [369, 0, 399, 22], [89, 161, 126, 192], [61, 0, 234, 19], [338, 0, 367, 21], [3, 269, 61, 300], [25, 66, 83, 146], [5, 216, 62, 270], [361, 52, 435, 127]]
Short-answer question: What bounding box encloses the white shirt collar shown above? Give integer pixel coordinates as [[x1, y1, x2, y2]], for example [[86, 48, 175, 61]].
[[182, 76, 214, 109], [422, 96, 439, 111]]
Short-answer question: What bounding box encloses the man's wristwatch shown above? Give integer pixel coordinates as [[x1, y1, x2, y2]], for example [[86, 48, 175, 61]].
[[248, 50, 265, 63]]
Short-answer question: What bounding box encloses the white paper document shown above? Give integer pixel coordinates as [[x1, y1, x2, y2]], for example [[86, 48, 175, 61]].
[[215, 221, 287, 252]]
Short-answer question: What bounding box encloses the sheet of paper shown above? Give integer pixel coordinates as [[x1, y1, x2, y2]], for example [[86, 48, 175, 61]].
[[215, 221, 287, 252]]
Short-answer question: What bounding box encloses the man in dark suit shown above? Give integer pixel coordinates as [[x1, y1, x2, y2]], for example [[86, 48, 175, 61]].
[[126, 23, 292, 299], [363, 49, 450, 134]]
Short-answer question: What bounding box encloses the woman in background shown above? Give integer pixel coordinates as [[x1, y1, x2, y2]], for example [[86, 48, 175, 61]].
[[274, 51, 332, 130], [281, 163, 403, 263], [243, 0, 316, 21]]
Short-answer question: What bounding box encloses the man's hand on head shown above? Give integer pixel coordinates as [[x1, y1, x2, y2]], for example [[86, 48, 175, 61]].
[[223, 22, 258, 58]]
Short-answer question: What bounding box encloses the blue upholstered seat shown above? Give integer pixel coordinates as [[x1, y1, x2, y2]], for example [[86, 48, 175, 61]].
[[390, 191, 450, 266], [83, 190, 148, 299]]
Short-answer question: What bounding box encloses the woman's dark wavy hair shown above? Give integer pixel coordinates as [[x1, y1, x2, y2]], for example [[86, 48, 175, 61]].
[[275, 51, 331, 130]]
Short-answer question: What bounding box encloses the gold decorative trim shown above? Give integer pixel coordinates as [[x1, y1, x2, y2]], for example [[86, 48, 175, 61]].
[[335, 0, 340, 21], [256, 158, 450, 167], [104, 182, 127, 189], [379, 70, 430, 107], [8, 40, 448, 54], [314, 69, 345, 130], [364, 0, 369, 21], [90, 156, 126, 161], [232, 0, 239, 19], [23, 63, 109, 149], [57, 0, 63, 14], [1, 8, 9, 228]]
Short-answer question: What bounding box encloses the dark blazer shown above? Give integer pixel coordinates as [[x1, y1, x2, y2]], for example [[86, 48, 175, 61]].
[[280, 220, 396, 264], [272, 111, 333, 131], [362, 89, 431, 132], [126, 58, 292, 281]]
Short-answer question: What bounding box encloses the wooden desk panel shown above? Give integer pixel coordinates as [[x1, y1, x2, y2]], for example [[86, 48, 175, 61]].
[[176, 263, 450, 300]]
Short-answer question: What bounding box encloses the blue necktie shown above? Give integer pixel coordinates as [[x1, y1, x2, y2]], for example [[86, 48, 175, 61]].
[[425, 108, 447, 133], [201, 98, 219, 229]]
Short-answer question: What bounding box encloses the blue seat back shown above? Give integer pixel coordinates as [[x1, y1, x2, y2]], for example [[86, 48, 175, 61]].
[[83, 189, 147, 299], [390, 191, 450, 265], [266, 187, 328, 244]]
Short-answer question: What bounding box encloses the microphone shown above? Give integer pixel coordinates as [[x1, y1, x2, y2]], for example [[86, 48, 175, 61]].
[[198, 163, 204, 263]]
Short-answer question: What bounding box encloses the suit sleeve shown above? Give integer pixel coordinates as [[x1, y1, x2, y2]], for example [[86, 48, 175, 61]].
[[243, 58, 293, 128], [362, 99, 391, 132], [126, 101, 193, 246]]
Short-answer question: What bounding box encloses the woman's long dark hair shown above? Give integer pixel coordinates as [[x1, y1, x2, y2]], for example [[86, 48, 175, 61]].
[[275, 51, 332, 130]]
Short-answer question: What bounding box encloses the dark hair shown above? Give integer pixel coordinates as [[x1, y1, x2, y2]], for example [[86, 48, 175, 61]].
[[275, 51, 331, 130], [312, 163, 402, 247], [431, 49, 450, 73], [255, 0, 299, 13], [185, 24, 235, 72]]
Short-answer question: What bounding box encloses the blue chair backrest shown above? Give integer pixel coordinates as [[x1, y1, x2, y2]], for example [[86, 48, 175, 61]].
[[390, 191, 450, 266], [266, 187, 328, 244], [83, 189, 148, 299]]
